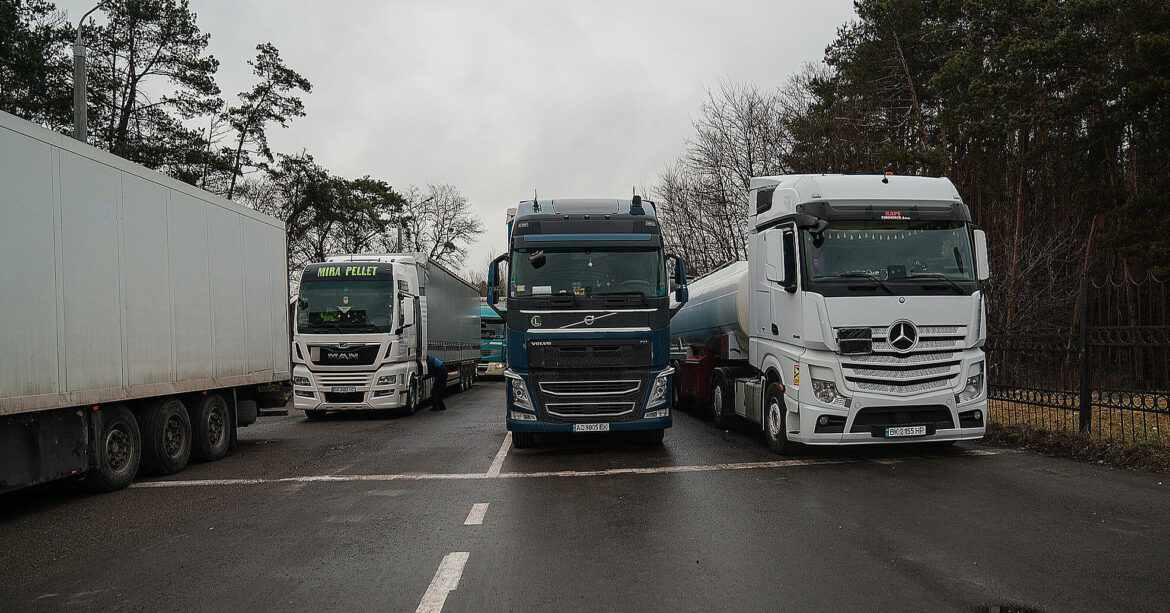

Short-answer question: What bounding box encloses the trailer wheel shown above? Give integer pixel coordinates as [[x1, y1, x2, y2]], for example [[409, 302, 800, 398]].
[[512, 431, 535, 449], [80, 404, 141, 492], [140, 398, 192, 475], [710, 371, 733, 428], [764, 383, 798, 455], [191, 393, 231, 462]]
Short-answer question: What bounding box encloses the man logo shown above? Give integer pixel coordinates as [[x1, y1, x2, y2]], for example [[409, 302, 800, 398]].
[[888, 320, 919, 353], [530, 315, 543, 328]]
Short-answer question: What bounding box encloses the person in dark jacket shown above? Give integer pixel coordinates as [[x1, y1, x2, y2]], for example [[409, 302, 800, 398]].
[[426, 355, 447, 411]]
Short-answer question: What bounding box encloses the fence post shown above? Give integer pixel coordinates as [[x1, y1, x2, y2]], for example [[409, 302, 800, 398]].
[[1078, 283, 1092, 433]]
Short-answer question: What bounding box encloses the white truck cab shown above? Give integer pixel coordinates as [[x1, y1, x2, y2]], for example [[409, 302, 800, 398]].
[[672, 174, 990, 452]]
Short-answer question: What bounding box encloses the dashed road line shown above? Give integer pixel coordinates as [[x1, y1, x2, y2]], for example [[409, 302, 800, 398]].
[[485, 432, 511, 477], [130, 451, 1000, 489], [415, 552, 469, 613], [463, 503, 489, 526]]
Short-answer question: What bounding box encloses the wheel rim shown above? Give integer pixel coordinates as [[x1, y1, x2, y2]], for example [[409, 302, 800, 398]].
[[768, 400, 783, 438], [163, 415, 184, 457], [106, 425, 133, 472], [409, 382, 418, 409], [207, 402, 226, 448], [712, 384, 723, 417]]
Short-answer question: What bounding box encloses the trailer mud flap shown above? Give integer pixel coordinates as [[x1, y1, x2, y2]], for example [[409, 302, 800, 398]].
[[0, 408, 89, 494]]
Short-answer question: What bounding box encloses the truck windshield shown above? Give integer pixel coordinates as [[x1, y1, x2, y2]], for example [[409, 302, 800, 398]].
[[802, 221, 976, 289], [297, 280, 395, 334], [511, 249, 666, 298]]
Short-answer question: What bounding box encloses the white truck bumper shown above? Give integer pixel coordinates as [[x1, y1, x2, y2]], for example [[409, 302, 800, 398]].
[[787, 394, 987, 445], [292, 363, 415, 412]]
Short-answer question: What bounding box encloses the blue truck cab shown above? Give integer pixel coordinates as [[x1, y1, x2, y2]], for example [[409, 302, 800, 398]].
[[487, 196, 688, 448]]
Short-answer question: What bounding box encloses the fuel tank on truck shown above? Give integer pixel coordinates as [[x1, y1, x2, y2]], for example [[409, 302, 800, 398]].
[[670, 260, 750, 352]]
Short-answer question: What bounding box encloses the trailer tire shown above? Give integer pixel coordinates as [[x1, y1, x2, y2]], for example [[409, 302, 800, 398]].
[[512, 431, 535, 449], [711, 371, 733, 428], [764, 383, 798, 455], [191, 393, 231, 462], [139, 398, 192, 475], [80, 404, 141, 493]]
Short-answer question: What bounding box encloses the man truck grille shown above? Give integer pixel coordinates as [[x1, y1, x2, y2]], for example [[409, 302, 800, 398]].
[[314, 372, 371, 387], [837, 325, 967, 396]]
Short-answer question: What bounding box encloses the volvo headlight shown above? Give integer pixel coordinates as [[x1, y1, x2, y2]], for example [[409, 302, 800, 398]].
[[377, 374, 397, 386], [292, 375, 311, 387], [506, 370, 533, 409], [957, 362, 984, 403], [647, 367, 674, 408], [810, 376, 850, 407]]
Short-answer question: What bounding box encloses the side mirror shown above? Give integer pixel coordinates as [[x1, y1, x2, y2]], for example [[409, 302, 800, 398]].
[[667, 253, 689, 317], [782, 231, 798, 292], [487, 253, 509, 315], [973, 229, 990, 281]]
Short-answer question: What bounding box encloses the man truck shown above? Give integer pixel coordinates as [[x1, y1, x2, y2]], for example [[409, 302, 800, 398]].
[[478, 299, 506, 378], [0, 110, 290, 494], [292, 254, 480, 418], [670, 174, 990, 453], [487, 196, 689, 448]]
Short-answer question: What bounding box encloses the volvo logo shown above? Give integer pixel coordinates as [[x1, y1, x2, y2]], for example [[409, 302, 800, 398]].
[[888, 320, 919, 353], [583, 315, 596, 326], [530, 315, 543, 328]]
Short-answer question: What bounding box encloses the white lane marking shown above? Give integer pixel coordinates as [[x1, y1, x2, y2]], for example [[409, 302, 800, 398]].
[[464, 503, 489, 526], [129, 451, 1001, 489], [870, 459, 901, 465], [486, 432, 511, 477], [415, 552, 469, 613]]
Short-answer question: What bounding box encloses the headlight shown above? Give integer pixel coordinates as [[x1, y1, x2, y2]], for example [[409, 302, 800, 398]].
[[957, 362, 984, 403], [292, 375, 311, 387], [377, 374, 396, 386], [506, 371, 533, 409], [646, 367, 674, 408], [810, 377, 850, 407]]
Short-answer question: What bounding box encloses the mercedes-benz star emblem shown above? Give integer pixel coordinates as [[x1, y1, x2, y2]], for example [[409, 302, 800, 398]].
[[888, 320, 919, 353]]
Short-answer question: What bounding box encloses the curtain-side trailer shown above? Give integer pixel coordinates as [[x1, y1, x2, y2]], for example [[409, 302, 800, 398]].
[[0, 110, 290, 494]]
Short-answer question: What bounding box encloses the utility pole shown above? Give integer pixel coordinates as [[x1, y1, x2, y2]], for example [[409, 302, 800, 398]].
[[72, 4, 103, 143]]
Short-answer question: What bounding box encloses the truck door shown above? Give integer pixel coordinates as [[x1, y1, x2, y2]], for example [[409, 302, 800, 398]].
[[762, 226, 802, 347]]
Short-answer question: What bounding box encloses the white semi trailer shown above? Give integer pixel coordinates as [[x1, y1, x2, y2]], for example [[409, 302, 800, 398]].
[[671, 174, 990, 453], [291, 254, 480, 417], [0, 110, 290, 494]]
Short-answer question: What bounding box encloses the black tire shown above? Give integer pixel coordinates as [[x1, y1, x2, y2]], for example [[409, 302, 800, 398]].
[[80, 404, 141, 492], [512, 431, 535, 449], [403, 377, 420, 415], [639, 428, 666, 446], [190, 393, 232, 462], [139, 398, 192, 475], [764, 383, 799, 455], [711, 371, 733, 428], [304, 409, 326, 421]]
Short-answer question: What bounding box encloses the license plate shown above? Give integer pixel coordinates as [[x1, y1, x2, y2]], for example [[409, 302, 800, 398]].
[[330, 386, 358, 393], [885, 425, 928, 438], [573, 423, 610, 433]]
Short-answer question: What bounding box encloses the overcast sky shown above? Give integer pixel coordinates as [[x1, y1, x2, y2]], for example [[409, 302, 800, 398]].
[[60, 0, 856, 274]]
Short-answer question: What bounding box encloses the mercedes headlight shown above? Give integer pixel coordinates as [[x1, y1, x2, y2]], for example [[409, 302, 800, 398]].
[[506, 370, 533, 409], [292, 375, 311, 387], [957, 362, 984, 403], [647, 367, 674, 408], [810, 373, 849, 407]]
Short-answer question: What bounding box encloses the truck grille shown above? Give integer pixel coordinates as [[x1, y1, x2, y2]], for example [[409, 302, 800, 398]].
[[838, 326, 967, 396], [310, 344, 381, 366], [528, 339, 651, 369], [538, 380, 640, 396], [314, 372, 372, 387], [545, 402, 636, 418]]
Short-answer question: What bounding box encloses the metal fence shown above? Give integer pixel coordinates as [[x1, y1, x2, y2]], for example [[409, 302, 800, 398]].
[[988, 275, 1170, 446]]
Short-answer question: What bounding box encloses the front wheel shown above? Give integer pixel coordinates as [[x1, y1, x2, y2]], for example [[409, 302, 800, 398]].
[[80, 405, 142, 492], [764, 383, 799, 455], [711, 372, 733, 428], [403, 377, 420, 415]]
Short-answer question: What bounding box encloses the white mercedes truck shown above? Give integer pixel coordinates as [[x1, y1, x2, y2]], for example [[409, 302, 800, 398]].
[[292, 254, 480, 418], [0, 110, 290, 494], [671, 174, 990, 453]]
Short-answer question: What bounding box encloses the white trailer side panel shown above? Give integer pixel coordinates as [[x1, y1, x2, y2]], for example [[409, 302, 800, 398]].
[[0, 110, 289, 417]]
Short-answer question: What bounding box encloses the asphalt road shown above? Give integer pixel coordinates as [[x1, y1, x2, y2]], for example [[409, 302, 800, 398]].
[[1, 381, 1168, 613]]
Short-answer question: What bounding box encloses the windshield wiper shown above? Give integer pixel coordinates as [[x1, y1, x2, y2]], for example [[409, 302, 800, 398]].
[[833, 272, 895, 295], [909, 272, 968, 295]]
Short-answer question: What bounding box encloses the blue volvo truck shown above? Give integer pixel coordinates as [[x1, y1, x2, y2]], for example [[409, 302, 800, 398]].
[[487, 196, 689, 448]]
